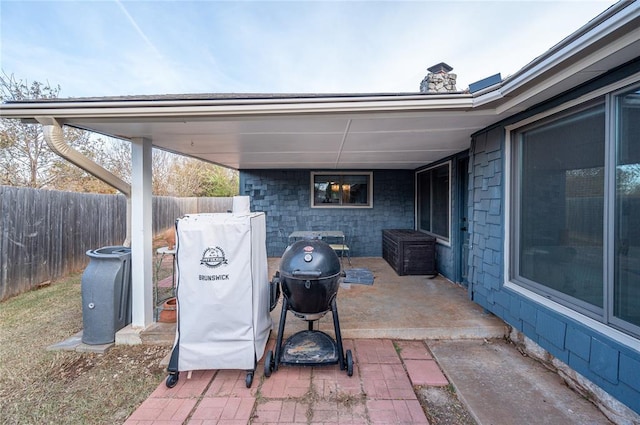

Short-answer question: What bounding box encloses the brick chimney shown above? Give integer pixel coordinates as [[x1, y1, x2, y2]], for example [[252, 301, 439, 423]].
[[420, 62, 457, 93]]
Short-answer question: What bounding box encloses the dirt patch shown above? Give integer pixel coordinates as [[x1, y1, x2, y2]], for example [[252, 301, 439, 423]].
[[330, 391, 365, 409], [58, 355, 98, 383], [417, 385, 477, 425]]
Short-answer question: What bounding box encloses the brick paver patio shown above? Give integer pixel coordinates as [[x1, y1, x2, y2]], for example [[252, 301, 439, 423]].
[[124, 338, 448, 424]]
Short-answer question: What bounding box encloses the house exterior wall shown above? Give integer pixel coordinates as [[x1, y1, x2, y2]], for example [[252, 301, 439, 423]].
[[239, 169, 414, 258], [468, 59, 640, 415], [468, 127, 504, 309], [238, 58, 640, 416], [416, 152, 469, 284]]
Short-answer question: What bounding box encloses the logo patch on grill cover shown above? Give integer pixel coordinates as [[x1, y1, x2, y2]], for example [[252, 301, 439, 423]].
[[200, 246, 228, 268]]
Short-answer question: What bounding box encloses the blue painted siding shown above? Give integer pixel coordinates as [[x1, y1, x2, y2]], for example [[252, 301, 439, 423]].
[[418, 152, 469, 283], [590, 338, 619, 384], [565, 326, 591, 361], [619, 354, 640, 392], [535, 311, 567, 350], [239, 170, 414, 257], [469, 122, 640, 415], [241, 159, 469, 284]]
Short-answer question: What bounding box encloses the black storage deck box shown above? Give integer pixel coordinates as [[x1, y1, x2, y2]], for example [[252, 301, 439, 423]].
[[382, 229, 436, 276]]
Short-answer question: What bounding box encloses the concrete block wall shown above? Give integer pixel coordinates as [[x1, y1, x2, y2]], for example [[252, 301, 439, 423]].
[[469, 126, 640, 415], [239, 169, 414, 258]]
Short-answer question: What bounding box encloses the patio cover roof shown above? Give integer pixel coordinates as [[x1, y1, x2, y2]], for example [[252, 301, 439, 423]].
[[2, 2, 638, 171]]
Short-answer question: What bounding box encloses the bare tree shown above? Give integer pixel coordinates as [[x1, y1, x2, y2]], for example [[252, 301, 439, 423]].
[[99, 136, 132, 185], [152, 150, 173, 195], [1, 73, 62, 187], [165, 157, 210, 196], [48, 135, 118, 193], [163, 157, 238, 197], [197, 165, 239, 197], [0, 72, 112, 191]]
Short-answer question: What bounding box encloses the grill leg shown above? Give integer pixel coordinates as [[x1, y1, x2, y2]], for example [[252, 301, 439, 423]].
[[274, 297, 288, 371], [331, 298, 346, 370]]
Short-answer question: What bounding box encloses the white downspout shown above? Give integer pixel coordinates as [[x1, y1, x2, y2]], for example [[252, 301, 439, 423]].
[[38, 118, 132, 246]]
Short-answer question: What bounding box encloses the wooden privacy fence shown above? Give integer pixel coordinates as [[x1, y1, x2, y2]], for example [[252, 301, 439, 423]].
[[153, 196, 233, 233], [0, 186, 232, 301]]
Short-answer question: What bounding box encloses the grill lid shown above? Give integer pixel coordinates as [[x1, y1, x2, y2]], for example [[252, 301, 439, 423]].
[[280, 239, 341, 279]]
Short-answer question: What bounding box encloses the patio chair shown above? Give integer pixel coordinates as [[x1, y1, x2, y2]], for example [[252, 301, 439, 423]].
[[328, 228, 352, 266], [278, 228, 290, 248]]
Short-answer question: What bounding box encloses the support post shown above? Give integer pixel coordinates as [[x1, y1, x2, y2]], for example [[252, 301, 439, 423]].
[[130, 137, 153, 328]]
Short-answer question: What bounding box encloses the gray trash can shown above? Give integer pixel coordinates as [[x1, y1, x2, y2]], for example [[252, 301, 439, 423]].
[[81, 246, 132, 345]]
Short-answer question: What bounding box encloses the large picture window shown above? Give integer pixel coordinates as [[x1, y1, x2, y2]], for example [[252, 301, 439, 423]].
[[311, 172, 372, 208], [417, 162, 450, 241], [510, 84, 640, 337], [614, 87, 640, 331]]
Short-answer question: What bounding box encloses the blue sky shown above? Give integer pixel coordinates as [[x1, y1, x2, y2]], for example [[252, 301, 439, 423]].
[[1, 0, 618, 98]]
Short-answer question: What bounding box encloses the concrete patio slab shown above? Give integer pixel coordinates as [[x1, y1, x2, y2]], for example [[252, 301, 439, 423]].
[[429, 339, 613, 425], [266, 257, 508, 341], [137, 258, 507, 346]]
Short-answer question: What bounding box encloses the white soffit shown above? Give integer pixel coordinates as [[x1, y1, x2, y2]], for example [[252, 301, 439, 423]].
[[117, 108, 497, 170]]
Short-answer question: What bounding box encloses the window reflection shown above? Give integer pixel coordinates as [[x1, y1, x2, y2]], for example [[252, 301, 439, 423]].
[[312, 173, 372, 207], [615, 88, 640, 328], [517, 103, 605, 309]]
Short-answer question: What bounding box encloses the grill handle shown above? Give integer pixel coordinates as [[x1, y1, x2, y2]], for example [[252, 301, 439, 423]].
[[291, 270, 322, 278]]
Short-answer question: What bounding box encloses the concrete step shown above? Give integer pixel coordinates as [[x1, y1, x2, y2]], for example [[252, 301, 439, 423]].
[[140, 322, 175, 345]]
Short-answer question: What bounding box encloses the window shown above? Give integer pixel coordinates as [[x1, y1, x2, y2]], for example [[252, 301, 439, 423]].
[[311, 172, 372, 208], [514, 102, 605, 312], [614, 87, 640, 331], [417, 162, 450, 241], [509, 83, 640, 337]]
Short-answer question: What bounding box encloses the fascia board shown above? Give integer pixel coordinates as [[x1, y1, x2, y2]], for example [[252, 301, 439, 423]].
[[471, 86, 504, 108], [0, 96, 474, 120]]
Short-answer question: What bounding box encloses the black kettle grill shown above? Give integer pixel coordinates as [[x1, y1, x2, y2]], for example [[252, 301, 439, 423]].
[[264, 239, 353, 377]]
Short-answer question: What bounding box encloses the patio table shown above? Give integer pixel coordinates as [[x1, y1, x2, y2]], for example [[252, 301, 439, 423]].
[[288, 230, 349, 264], [288, 230, 345, 243]]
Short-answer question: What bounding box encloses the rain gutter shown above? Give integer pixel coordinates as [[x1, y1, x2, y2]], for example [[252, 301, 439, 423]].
[[2, 95, 477, 120], [36, 117, 132, 246]]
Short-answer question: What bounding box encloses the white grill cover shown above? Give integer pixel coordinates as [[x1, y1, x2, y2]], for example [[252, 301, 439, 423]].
[[173, 212, 271, 371], [232, 196, 251, 214]]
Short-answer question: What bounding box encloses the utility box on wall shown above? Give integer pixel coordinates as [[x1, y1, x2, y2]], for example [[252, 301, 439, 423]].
[[382, 229, 436, 276]]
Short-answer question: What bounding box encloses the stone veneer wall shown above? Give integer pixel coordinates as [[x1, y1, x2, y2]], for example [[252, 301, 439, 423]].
[[239, 169, 414, 258], [420, 72, 457, 93], [469, 125, 640, 420]]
